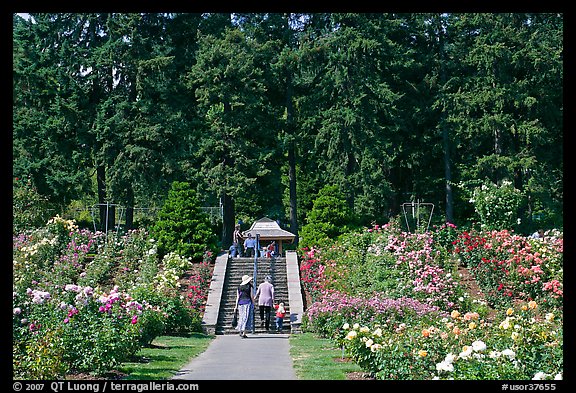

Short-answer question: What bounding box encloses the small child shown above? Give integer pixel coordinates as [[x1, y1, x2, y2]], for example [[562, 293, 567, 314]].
[[274, 302, 286, 333]]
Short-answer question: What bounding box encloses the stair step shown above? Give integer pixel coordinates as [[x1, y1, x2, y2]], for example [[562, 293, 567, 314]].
[[215, 256, 292, 335]]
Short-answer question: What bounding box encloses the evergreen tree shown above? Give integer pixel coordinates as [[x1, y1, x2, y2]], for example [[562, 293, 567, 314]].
[[299, 184, 358, 249], [150, 181, 218, 260], [186, 24, 276, 248], [297, 14, 403, 225]]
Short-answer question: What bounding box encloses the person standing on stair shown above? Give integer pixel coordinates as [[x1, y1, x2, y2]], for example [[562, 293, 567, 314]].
[[243, 233, 256, 258], [274, 302, 286, 333], [232, 224, 243, 258], [234, 275, 255, 338], [255, 275, 275, 331]]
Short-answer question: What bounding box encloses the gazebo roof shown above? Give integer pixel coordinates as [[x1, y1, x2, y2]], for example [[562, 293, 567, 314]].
[[242, 217, 296, 242]]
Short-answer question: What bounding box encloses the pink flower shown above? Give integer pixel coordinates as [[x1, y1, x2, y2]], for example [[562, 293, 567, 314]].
[[131, 315, 138, 324]]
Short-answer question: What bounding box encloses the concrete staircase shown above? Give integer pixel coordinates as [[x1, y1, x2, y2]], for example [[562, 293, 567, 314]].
[[216, 257, 289, 334], [201, 251, 303, 336]]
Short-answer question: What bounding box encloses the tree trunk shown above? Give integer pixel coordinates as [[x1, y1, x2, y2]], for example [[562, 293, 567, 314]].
[[96, 164, 107, 232], [125, 185, 134, 230], [437, 14, 454, 224], [288, 144, 299, 243], [221, 192, 235, 250], [285, 70, 299, 244]]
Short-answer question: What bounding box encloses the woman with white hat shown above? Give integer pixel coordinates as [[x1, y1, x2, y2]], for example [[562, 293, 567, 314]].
[[234, 274, 255, 338]]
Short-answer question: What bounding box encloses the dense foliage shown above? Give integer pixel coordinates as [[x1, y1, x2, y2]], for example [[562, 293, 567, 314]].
[[13, 13, 563, 245]]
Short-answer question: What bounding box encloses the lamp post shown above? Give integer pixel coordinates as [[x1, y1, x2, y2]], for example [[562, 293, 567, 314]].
[[251, 233, 260, 334]]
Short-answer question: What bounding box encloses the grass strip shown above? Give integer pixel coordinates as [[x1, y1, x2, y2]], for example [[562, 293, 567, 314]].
[[120, 333, 214, 380], [289, 332, 364, 380]]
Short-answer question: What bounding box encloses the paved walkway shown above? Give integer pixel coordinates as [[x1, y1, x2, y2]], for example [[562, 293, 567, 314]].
[[171, 333, 298, 380]]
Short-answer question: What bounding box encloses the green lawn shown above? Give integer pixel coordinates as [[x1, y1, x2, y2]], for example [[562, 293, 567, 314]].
[[119, 333, 214, 380], [289, 332, 364, 380]]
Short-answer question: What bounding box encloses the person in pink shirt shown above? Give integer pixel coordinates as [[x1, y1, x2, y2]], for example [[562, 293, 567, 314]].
[[255, 275, 275, 331]]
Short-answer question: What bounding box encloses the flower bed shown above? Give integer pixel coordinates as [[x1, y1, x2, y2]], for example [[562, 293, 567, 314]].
[[300, 220, 563, 380], [13, 216, 214, 379]]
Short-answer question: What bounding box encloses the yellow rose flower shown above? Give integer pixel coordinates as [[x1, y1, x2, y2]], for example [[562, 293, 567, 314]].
[[418, 349, 428, 357], [506, 308, 514, 316]]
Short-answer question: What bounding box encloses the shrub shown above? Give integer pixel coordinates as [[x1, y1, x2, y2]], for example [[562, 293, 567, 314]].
[[12, 284, 144, 377], [299, 185, 358, 249], [150, 181, 218, 260], [466, 179, 525, 231]]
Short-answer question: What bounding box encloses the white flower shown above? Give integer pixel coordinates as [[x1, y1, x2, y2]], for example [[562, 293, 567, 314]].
[[554, 372, 563, 380], [365, 339, 374, 348], [342, 323, 350, 330], [502, 349, 516, 359], [499, 318, 511, 330], [533, 372, 548, 380], [436, 361, 454, 372], [472, 340, 487, 352], [459, 346, 472, 359], [444, 353, 456, 364], [489, 351, 501, 359]]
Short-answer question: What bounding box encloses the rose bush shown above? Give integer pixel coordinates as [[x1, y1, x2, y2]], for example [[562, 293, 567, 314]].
[[300, 220, 563, 380], [13, 216, 215, 379]]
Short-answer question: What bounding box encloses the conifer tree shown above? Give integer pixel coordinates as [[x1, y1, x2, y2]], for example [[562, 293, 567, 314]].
[[150, 181, 218, 260]]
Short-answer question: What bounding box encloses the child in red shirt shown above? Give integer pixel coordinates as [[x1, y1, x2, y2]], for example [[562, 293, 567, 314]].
[[274, 302, 286, 333]]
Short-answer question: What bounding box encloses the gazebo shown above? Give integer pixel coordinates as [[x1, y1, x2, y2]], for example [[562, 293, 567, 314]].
[[242, 217, 296, 256]]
